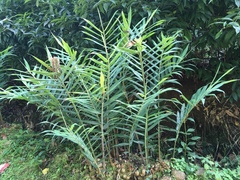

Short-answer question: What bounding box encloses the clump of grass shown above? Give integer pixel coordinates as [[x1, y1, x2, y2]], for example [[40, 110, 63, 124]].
[[0, 124, 42, 179], [0, 124, 87, 179]]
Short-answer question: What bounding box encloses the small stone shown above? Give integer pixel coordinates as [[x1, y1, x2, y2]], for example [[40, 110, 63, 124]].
[[172, 169, 186, 180], [134, 170, 140, 177], [122, 174, 127, 179], [196, 167, 205, 176], [121, 168, 126, 173], [160, 176, 172, 180], [141, 168, 146, 176]]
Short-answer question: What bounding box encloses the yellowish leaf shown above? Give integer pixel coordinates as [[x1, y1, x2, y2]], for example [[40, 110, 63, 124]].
[[42, 168, 49, 175], [234, 120, 240, 127], [226, 110, 238, 119], [100, 71, 105, 94]]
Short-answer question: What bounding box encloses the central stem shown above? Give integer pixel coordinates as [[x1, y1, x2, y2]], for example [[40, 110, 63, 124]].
[[139, 50, 149, 165]]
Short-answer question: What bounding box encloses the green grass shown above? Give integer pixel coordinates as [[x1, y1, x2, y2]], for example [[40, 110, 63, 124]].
[[0, 124, 86, 180]]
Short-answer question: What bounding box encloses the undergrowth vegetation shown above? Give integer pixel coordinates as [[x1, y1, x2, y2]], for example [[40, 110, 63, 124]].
[[1, 125, 238, 179], [0, 10, 238, 179], [0, 124, 86, 179]]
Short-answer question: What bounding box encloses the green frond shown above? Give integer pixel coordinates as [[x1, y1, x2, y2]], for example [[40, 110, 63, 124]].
[[44, 123, 99, 168], [171, 65, 236, 158]]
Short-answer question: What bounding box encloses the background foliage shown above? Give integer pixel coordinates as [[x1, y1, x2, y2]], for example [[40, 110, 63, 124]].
[[1, 0, 239, 80]]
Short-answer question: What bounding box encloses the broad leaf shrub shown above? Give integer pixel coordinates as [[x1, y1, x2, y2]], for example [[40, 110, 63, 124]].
[[0, 10, 235, 178], [0, 46, 13, 125], [0, 46, 13, 88]]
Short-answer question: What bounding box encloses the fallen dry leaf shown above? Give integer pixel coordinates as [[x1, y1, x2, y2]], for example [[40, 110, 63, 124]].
[[42, 168, 49, 175], [226, 110, 238, 119]]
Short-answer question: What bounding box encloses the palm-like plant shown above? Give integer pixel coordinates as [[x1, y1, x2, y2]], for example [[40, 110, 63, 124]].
[[0, 9, 235, 177], [113, 12, 185, 164], [170, 65, 235, 158]]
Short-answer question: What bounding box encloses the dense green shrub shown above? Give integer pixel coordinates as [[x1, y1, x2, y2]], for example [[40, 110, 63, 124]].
[[0, 46, 13, 88], [0, 0, 104, 61]]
